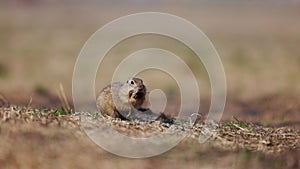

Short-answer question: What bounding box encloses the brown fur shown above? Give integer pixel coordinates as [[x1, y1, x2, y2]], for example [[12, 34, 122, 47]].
[[96, 78, 146, 119]]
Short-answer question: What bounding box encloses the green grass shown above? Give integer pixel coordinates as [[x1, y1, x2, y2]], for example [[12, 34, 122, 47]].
[[224, 121, 253, 130], [53, 108, 69, 115]]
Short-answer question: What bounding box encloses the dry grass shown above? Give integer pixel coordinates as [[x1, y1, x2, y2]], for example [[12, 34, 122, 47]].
[[0, 105, 78, 129], [0, 105, 299, 169], [81, 110, 300, 155], [1, 105, 298, 153]]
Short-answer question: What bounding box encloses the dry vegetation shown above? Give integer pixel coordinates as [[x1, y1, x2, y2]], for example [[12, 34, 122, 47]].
[[0, 105, 299, 169]]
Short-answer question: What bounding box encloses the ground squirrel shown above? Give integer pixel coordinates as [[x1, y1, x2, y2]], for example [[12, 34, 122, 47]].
[[96, 78, 147, 120], [96, 78, 173, 122]]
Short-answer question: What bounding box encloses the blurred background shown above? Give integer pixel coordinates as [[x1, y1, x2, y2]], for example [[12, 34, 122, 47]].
[[0, 1, 300, 169], [0, 0, 300, 127]]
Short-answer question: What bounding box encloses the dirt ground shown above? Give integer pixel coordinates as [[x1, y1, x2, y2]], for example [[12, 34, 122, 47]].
[[0, 105, 299, 169]]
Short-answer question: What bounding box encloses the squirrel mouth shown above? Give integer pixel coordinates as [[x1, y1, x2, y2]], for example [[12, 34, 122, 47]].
[[129, 90, 144, 99]]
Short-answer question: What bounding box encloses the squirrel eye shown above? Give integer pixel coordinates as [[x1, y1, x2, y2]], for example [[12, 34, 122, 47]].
[[130, 80, 134, 85]]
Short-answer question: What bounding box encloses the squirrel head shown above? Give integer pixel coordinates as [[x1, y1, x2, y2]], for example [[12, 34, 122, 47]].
[[126, 77, 146, 99], [123, 78, 146, 108]]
